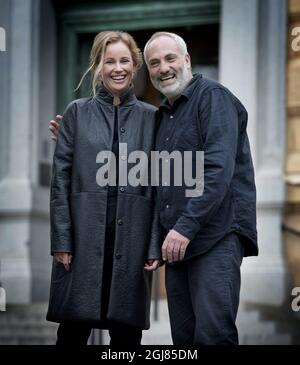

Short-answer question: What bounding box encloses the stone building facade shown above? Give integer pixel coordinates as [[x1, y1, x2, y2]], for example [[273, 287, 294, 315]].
[[0, 0, 298, 344]]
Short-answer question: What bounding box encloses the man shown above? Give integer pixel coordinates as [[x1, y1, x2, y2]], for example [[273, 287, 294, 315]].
[[143, 32, 257, 345], [50, 32, 257, 345]]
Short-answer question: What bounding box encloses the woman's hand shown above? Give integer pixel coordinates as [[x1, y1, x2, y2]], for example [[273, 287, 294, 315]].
[[54, 252, 72, 271], [144, 259, 160, 271], [49, 115, 62, 142]]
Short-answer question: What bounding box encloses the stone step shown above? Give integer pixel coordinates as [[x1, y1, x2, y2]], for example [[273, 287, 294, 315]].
[[241, 333, 292, 345], [0, 327, 57, 337], [4, 303, 49, 313], [236, 308, 296, 345], [0, 318, 57, 328], [236, 309, 260, 324], [238, 320, 276, 335], [0, 302, 298, 345], [0, 316, 49, 324], [0, 337, 57, 345]]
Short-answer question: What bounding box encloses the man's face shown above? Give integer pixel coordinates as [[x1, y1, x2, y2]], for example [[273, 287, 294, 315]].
[[145, 36, 192, 100]]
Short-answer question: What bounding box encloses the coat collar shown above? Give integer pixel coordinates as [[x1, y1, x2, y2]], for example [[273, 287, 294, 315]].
[[94, 84, 137, 107]]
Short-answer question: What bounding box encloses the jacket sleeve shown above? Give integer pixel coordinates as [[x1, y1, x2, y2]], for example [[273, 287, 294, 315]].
[[173, 88, 239, 241], [50, 103, 76, 255], [147, 195, 163, 260]]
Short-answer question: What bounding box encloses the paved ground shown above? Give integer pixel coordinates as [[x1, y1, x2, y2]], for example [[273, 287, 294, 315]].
[[101, 299, 172, 345]]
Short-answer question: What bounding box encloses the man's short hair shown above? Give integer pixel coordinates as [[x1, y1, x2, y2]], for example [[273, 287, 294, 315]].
[[143, 32, 188, 64]]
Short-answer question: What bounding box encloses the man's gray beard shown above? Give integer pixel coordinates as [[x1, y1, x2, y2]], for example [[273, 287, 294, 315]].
[[155, 66, 191, 98]]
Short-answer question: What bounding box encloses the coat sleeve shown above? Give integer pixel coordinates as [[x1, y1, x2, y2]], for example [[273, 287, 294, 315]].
[[147, 195, 163, 260], [172, 88, 239, 241], [50, 103, 76, 255]]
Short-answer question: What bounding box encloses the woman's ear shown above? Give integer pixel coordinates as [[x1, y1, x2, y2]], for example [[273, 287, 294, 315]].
[[98, 70, 103, 82], [132, 65, 137, 78]]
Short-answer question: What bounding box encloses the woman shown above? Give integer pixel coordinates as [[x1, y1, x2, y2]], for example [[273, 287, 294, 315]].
[[47, 31, 161, 346]]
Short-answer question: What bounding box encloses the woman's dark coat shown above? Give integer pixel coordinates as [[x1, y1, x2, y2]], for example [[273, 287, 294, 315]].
[[47, 87, 161, 329]]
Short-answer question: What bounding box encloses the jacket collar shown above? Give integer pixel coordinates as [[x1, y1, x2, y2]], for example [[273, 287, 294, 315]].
[[94, 84, 137, 107]]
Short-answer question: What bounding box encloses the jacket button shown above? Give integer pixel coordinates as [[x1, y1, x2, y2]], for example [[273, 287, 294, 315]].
[[115, 253, 122, 259], [117, 219, 123, 225], [120, 187, 125, 192], [120, 127, 125, 133], [166, 204, 170, 209]]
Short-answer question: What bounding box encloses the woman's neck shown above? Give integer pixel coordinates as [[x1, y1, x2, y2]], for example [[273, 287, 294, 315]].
[[113, 96, 120, 106], [101, 82, 132, 106]]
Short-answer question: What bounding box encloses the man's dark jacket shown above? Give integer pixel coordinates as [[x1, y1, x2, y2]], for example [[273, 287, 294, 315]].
[[155, 74, 258, 258]]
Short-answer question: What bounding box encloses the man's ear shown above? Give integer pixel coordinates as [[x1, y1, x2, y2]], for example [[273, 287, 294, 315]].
[[185, 53, 191, 69]]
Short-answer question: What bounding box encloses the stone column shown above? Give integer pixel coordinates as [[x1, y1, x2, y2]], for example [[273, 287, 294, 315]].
[[219, 0, 258, 164], [30, 0, 57, 301], [220, 0, 289, 343], [0, 0, 40, 303]]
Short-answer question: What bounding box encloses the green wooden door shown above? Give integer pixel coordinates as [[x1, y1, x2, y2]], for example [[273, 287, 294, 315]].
[[56, 0, 220, 111]]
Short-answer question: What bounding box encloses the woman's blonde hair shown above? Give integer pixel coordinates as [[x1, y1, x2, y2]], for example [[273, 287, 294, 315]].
[[76, 31, 143, 96]]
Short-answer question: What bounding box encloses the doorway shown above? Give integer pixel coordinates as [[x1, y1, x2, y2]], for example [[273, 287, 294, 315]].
[[76, 24, 219, 106]]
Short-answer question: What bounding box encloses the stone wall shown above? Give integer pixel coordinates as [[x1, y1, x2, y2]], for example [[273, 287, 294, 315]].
[[285, 0, 300, 290]]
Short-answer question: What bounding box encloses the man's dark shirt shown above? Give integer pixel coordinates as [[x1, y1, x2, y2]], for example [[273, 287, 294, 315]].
[[155, 74, 258, 258]]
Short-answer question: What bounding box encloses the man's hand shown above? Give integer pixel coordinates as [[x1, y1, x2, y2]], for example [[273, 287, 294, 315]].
[[144, 259, 160, 271], [54, 252, 72, 271], [162, 229, 190, 263], [49, 115, 62, 142]]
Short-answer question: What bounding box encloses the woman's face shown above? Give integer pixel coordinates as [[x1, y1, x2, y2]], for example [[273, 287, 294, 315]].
[[101, 40, 135, 96]]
